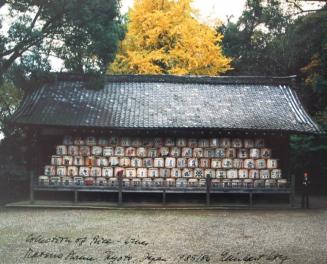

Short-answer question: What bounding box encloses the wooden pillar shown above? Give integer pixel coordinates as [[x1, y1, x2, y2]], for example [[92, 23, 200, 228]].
[[162, 178, 167, 204], [74, 190, 78, 203], [118, 173, 123, 206], [29, 170, 34, 204], [249, 192, 253, 208], [290, 173, 295, 208], [206, 175, 211, 206]]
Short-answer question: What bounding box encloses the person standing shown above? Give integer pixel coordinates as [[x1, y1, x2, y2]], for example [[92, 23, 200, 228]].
[[301, 172, 310, 209]]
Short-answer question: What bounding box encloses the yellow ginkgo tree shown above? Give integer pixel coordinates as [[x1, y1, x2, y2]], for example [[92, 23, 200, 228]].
[[109, 0, 231, 75]]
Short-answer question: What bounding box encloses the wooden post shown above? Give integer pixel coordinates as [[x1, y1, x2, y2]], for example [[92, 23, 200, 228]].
[[206, 175, 211, 206], [290, 173, 296, 208], [29, 170, 34, 204], [249, 192, 253, 208], [74, 190, 78, 203], [118, 171, 123, 206], [162, 178, 167, 204]]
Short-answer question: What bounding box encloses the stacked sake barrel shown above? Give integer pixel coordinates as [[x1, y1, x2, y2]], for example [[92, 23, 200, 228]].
[[38, 136, 287, 189]]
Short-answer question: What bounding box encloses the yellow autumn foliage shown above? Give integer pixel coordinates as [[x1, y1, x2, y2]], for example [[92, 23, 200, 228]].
[[109, 0, 231, 75]]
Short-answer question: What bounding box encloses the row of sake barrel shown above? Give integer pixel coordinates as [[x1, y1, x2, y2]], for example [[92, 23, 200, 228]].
[[48, 157, 279, 170], [38, 176, 288, 188], [55, 145, 273, 159], [61, 136, 267, 148], [44, 165, 282, 179]]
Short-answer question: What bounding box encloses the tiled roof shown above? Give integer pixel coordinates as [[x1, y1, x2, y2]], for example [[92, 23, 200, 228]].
[[10, 74, 322, 133]]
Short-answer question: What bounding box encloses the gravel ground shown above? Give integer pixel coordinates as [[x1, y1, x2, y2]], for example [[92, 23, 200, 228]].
[[0, 208, 326, 264]]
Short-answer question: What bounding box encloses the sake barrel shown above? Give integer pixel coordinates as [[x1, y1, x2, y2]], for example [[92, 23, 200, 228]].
[[142, 137, 154, 147], [38, 176, 49, 185], [119, 157, 131, 167], [44, 165, 56, 176], [255, 159, 266, 169], [204, 169, 215, 178], [267, 159, 278, 169], [109, 136, 119, 146], [131, 137, 142, 147], [170, 147, 181, 157], [244, 159, 255, 169], [220, 138, 231, 148], [109, 157, 119, 166], [187, 158, 198, 168], [232, 138, 243, 148], [49, 176, 61, 186], [154, 178, 164, 187], [244, 139, 254, 148], [147, 148, 158, 158], [103, 147, 114, 157], [148, 168, 159, 177], [176, 138, 187, 147], [131, 157, 143, 168], [271, 169, 282, 179], [79, 167, 90, 177], [176, 178, 188, 188], [209, 138, 219, 147], [63, 136, 74, 145], [51, 155, 62, 166], [226, 148, 236, 158], [166, 178, 176, 187], [122, 178, 131, 187], [143, 158, 153, 168], [182, 168, 193, 178], [211, 159, 222, 169], [120, 137, 131, 147], [165, 137, 175, 147], [56, 145, 67, 155], [159, 147, 170, 157], [73, 156, 84, 166], [182, 147, 193, 157], [91, 146, 102, 156], [215, 148, 225, 158], [136, 147, 147, 157], [96, 177, 107, 186], [56, 166, 67, 176], [199, 178, 207, 187], [114, 146, 125, 156], [137, 168, 148, 178], [238, 169, 249, 179], [85, 136, 97, 146], [114, 167, 125, 177], [254, 179, 265, 188], [223, 179, 232, 188], [227, 169, 238, 179], [233, 159, 243, 169], [260, 169, 270, 179], [198, 139, 209, 148], [68, 145, 79, 156], [204, 148, 215, 158], [125, 168, 137, 178], [153, 137, 164, 147], [125, 147, 136, 157], [188, 178, 199, 187], [96, 157, 109, 167], [177, 158, 187, 168], [142, 178, 153, 187], [254, 138, 265, 148], [188, 138, 198, 148], [74, 137, 85, 145], [194, 168, 204, 178], [277, 179, 288, 188], [222, 158, 233, 169], [84, 177, 95, 186], [98, 137, 109, 146], [171, 168, 182, 178], [79, 146, 90, 156], [211, 179, 223, 188], [249, 148, 260, 159], [108, 177, 119, 187], [243, 179, 253, 188], [232, 179, 242, 188], [216, 170, 227, 179], [200, 158, 210, 168], [238, 148, 248, 159], [90, 167, 101, 177], [74, 176, 84, 186], [261, 148, 272, 159], [67, 166, 78, 177], [62, 177, 73, 186], [131, 178, 141, 187], [193, 148, 203, 158], [160, 168, 170, 178], [85, 156, 96, 167], [249, 169, 260, 179], [154, 158, 164, 168], [102, 167, 113, 177], [265, 179, 277, 188], [62, 155, 73, 166], [165, 157, 176, 168]]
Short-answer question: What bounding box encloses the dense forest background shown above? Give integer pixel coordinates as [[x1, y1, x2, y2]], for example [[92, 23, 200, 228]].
[[0, 0, 326, 201]]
